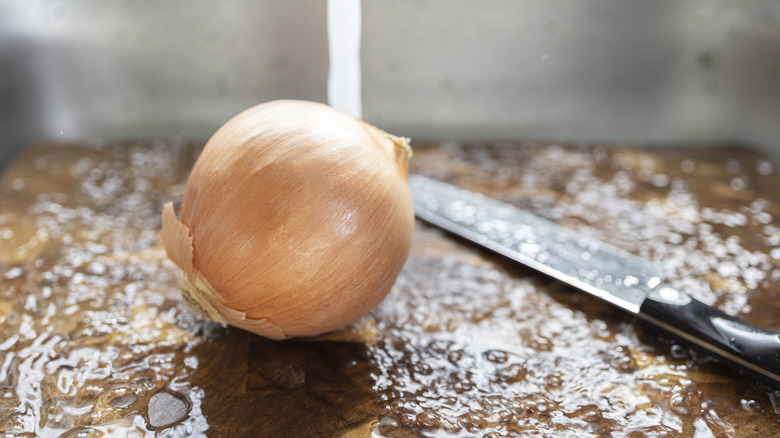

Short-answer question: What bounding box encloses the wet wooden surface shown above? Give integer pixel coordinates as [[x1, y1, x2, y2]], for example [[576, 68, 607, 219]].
[[0, 140, 779, 437]]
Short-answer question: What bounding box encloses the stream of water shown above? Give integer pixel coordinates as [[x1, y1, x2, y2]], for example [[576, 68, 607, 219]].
[[327, 0, 363, 120]]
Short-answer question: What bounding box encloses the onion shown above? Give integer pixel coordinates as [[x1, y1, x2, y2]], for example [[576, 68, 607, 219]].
[[161, 100, 414, 339]]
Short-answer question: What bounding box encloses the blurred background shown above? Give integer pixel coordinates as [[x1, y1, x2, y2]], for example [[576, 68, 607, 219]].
[[1, 0, 779, 170]]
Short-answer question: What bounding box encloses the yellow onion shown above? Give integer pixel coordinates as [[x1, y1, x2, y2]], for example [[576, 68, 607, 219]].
[[160, 100, 414, 339]]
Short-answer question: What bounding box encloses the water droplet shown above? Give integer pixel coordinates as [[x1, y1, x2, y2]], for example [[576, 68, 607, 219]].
[[483, 349, 509, 364], [415, 410, 443, 429], [670, 393, 691, 415], [669, 344, 690, 359], [147, 391, 191, 429], [412, 361, 433, 378], [3, 266, 23, 280], [726, 159, 741, 173], [494, 362, 528, 385], [545, 373, 563, 388], [447, 349, 467, 366], [740, 398, 763, 414], [458, 411, 488, 433], [651, 174, 669, 187], [611, 352, 637, 373], [623, 275, 640, 287], [109, 392, 137, 408], [658, 286, 680, 302], [647, 277, 662, 289], [756, 159, 774, 175], [762, 391, 780, 417], [730, 177, 749, 191]]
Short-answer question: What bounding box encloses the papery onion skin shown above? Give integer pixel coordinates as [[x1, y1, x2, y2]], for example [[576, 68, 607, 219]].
[[161, 100, 414, 339]]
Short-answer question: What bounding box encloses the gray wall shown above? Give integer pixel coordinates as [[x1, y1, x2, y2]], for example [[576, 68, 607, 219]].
[[2, 0, 779, 169]]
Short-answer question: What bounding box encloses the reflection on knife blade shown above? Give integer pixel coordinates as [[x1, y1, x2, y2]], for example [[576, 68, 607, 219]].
[[409, 174, 780, 387]]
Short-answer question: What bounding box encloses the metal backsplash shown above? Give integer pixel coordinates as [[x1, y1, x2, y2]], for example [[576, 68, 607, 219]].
[[2, 0, 779, 169]]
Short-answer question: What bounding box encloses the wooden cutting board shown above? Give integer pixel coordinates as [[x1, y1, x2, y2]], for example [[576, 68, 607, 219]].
[[0, 140, 778, 437]]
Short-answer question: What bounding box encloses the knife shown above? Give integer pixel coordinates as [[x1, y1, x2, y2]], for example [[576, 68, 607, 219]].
[[409, 174, 780, 387]]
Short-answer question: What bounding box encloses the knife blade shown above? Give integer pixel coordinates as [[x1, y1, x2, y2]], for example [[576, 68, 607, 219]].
[[409, 174, 780, 387]]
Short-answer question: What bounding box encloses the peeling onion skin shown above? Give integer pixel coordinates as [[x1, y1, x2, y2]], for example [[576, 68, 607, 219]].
[[161, 100, 414, 339]]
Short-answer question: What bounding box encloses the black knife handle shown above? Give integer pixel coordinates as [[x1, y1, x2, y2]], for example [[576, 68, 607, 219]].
[[638, 285, 780, 387]]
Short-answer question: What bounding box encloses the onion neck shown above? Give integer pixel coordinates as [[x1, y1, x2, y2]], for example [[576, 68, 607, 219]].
[[384, 131, 412, 163], [374, 129, 412, 175]]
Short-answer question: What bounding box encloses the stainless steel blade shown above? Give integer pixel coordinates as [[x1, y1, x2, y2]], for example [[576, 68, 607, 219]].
[[409, 174, 664, 314]]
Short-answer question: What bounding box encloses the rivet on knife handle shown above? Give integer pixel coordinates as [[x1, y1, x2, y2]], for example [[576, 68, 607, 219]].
[[409, 174, 780, 387]]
